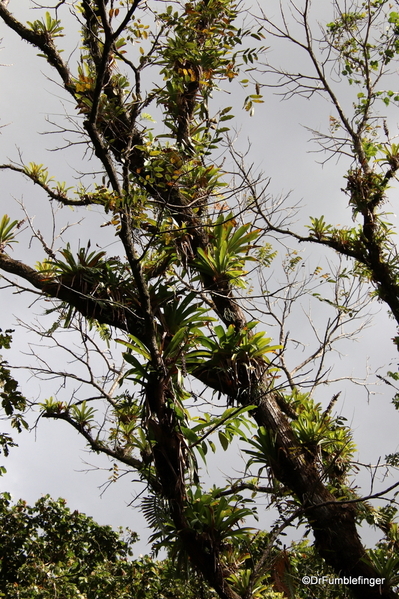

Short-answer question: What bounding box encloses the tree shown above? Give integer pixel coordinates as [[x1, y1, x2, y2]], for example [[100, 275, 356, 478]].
[[0, 328, 27, 474], [0, 491, 363, 599], [258, 0, 399, 332], [0, 1, 398, 598], [0, 492, 220, 599], [0, 492, 136, 599]]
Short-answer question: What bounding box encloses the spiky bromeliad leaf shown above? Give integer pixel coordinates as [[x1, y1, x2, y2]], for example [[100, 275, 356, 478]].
[[0, 215, 20, 252]]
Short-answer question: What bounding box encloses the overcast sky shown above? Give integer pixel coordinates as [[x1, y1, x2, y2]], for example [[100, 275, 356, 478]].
[[1, 0, 399, 555]]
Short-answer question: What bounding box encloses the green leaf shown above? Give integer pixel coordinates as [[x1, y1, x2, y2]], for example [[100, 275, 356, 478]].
[[218, 431, 229, 450], [117, 335, 151, 360], [0, 215, 20, 251]]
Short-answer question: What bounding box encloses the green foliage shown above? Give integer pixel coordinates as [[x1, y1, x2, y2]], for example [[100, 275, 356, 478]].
[[245, 426, 279, 472], [129, 554, 216, 599], [194, 214, 260, 287], [367, 548, 399, 587], [108, 394, 143, 455], [227, 568, 281, 598], [40, 395, 67, 415], [149, 485, 256, 561], [40, 242, 135, 327], [327, 1, 399, 99], [257, 242, 278, 267], [307, 215, 333, 241], [0, 330, 27, 474], [275, 538, 353, 598], [245, 391, 356, 487], [70, 400, 97, 429], [0, 215, 21, 252], [120, 336, 152, 383], [182, 405, 255, 463], [27, 12, 64, 37], [290, 392, 356, 483], [120, 290, 215, 383], [0, 493, 135, 599], [0, 492, 219, 599], [297, 2, 399, 335], [154, 0, 264, 151], [23, 162, 54, 185], [53, 243, 108, 276], [193, 321, 281, 374]]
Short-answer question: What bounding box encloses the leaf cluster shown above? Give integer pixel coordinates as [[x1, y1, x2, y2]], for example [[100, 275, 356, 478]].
[[0, 330, 27, 474], [194, 213, 260, 287]]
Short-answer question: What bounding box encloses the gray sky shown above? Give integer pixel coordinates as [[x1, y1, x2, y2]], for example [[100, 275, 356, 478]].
[[1, 0, 399, 555]]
